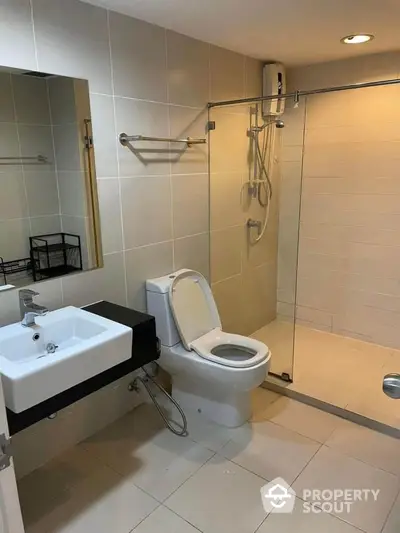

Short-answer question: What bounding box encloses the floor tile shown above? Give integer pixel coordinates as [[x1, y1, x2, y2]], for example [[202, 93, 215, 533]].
[[82, 403, 214, 501], [293, 446, 400, 533], [26, 464, 158, 533], [382, 491, 400, 533], [219, 419, 321, 484], [345, 379, 400, 430], [326, 419, 400, 476], [290, 376, 351, 409], [165, 455, 267, 533], [249, 387, 281, 422], [260, 320, 400, 429], [183, 407, 241, 452], [258, 496, 364, 533], [133, 505, 201, 532], [261, 397, 340, 442], [18, 446, 106, 530]]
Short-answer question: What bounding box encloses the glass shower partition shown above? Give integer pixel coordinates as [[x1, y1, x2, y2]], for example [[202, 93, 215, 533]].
[[207, 97, 304, 383]]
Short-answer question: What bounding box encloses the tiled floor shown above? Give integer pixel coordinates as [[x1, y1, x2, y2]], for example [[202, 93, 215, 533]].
[[17, 388, 400, 533], [253, 321, 400, 429]]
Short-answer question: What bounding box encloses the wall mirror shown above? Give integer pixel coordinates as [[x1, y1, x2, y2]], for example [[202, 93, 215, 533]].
[[0, 67, 102, 291]]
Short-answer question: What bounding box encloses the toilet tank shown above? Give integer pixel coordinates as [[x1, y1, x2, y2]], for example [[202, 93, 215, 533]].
[[146, 273, 180, 347]]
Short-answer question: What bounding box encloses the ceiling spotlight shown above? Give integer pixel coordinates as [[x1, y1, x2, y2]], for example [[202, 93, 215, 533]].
[[341, 34, 374, 44]]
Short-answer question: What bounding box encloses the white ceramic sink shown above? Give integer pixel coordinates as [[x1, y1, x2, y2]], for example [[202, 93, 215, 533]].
[[0, 306, 132, 413]]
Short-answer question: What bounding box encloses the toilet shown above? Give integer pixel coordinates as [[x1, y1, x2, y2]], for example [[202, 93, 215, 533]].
[[146, 269, 271, 427]]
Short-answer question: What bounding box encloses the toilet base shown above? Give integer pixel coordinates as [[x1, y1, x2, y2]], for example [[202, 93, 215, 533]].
[[172, 377, 251, 428]]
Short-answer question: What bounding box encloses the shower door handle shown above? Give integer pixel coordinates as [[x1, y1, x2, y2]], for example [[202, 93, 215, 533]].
[[383, 374, 400, 399]]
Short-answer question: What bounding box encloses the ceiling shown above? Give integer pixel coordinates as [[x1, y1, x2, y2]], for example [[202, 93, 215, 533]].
[[81, 0, 400, 66]]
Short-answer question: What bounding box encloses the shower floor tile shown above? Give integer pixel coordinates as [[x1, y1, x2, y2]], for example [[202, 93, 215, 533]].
[[254, 321, 400, 429]]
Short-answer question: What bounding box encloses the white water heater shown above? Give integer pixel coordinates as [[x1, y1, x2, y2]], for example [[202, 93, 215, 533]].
[[262, 63, 286, 117]]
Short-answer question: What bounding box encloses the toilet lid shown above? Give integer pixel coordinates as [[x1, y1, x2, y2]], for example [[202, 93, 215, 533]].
[[169, 270, 221, 351]]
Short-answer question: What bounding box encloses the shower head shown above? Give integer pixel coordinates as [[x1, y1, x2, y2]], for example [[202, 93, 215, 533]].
[[274, 119, 285, 129]]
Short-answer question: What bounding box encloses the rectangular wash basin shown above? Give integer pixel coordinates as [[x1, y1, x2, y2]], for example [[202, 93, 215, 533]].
[[0, 306, 132, 413]]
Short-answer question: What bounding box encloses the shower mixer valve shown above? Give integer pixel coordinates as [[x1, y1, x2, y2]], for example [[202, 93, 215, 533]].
[[247, 218, 262, 235]]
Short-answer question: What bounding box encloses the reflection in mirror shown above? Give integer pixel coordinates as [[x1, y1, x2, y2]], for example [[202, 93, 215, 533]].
[[0, 68, 102, 291]]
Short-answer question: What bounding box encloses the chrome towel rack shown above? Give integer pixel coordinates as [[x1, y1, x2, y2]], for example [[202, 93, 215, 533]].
[[119, 133, 207, 148], [0, 155, 48, 163]]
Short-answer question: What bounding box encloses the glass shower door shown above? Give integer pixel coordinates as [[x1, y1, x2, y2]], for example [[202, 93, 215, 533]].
[[208, 97, 304, 382]]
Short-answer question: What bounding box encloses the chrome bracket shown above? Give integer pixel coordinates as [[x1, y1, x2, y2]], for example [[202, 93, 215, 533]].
[[0, 433, 12, 471]]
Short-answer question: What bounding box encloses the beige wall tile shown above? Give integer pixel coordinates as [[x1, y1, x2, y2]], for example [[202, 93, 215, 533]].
[[172, 173, 209, 238], [0, 171, 28, 220], [296, 306, 332, 329], [61, 252, 126, 308], [169, 105, 208, 175], [33, 0, 112, 94], [0, 72, 15, 122], [89, 93, 118, 178], [47, 76, 76, 125], [0, 122, 20, 158], [30, 215, 62, 236], [61, 215, 91, 268], [210, 45, 245, 102], [167, 31, 210, 107], [115, 98, 170, 177], [210, 172, 244, 230], [58, 171, 87, 217], [121, 176, 172, 249], [110, 12, 167, 103], [0, 0, 36, 70], [0, 218, 31, 261], [52, 123, 81, 171], [125, 241, 173, 311], [242, 262, 277, 334], [209, 110, 249, 173], [12, 74, 50, 124], [25, 171, 60, 216], [212, 275, 247, 335], [245, 58, 263, 99], [18, 124, 55, 171], [97, 178, 123, 255], [174, 233, 210, 280], [210, 226, 243, 283]]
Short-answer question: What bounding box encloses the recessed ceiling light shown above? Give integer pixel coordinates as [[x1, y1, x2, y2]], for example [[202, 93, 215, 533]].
[[341, 34, 374, 44]]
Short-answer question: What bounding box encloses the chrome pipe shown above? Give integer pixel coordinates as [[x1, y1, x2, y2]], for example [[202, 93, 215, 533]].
[[0, 155, 47, 162], [208, 77, 400, 108], [119, 133, 207, 146]]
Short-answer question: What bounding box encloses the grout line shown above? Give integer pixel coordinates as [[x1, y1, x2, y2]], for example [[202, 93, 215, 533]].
[[162, 452, 217, 505], [164, 28, 175, 270], [127, 503, 164, 533], [9, 74, 32, 241], [165, 507, 204, 532], [28, 0, 39, 71], [106, 9, 129, 307]]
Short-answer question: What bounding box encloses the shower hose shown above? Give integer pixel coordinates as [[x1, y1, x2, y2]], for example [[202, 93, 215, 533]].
[[131, 366, 188, 437]]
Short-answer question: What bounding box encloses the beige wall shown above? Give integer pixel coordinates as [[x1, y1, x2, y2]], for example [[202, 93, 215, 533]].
[[279, 51, 400, 349], [0, 0, 263, 476]]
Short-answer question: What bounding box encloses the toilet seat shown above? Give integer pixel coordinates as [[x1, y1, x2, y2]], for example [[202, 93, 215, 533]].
[[191, 329, 269, 368], [169, 269, 269, 369]]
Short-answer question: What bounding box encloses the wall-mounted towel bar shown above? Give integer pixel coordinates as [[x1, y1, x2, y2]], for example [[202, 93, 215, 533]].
[[0, 155, 48, 163], [119, 133, 207, 147]]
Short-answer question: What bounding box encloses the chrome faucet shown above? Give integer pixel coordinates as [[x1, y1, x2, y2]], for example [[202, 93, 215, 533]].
[[19, 289, 48, 327]]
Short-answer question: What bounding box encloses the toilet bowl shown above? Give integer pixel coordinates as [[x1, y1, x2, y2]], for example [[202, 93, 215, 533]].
[[146, 269, 271, 427]]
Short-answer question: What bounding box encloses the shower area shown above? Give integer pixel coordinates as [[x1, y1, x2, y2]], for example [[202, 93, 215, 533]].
[[208, 65, 400, 435]]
